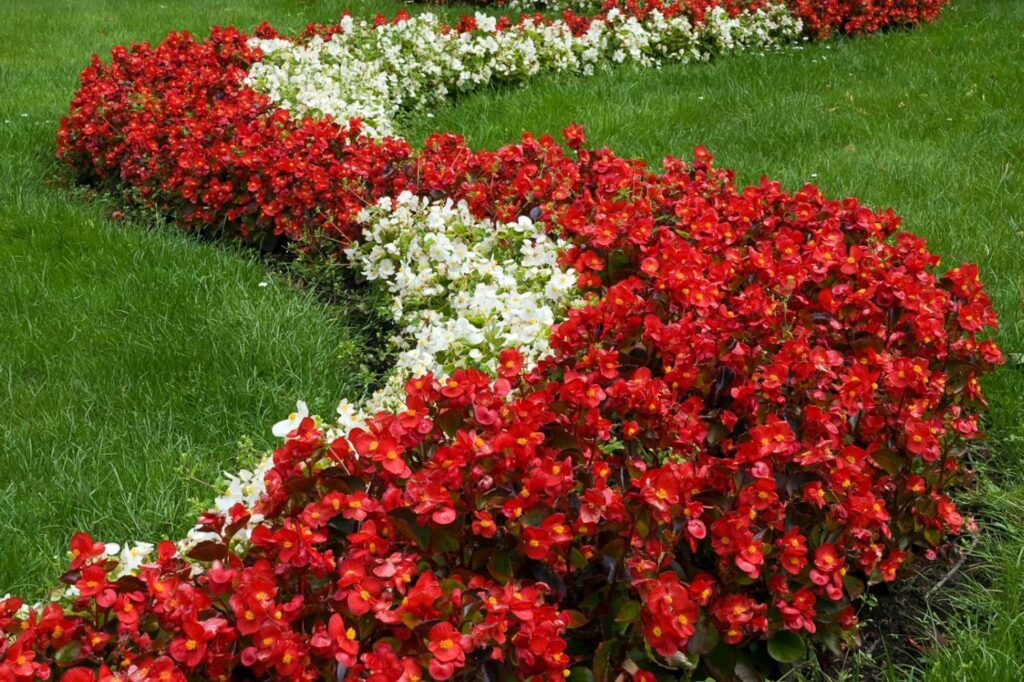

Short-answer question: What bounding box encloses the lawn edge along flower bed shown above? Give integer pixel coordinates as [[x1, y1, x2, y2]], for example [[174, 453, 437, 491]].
[[3, 1, 1002, 681]]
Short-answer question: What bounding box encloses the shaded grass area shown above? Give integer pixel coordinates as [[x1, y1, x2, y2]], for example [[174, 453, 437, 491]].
[[907, 472, 1024, 682], [408, 1, 1024, 677], [0, 0, 1021, 678], [0, 0, 482, 596]]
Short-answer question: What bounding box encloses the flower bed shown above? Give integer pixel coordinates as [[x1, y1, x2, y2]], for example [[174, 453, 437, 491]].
[[1, 1, 993, 681], [57, 3, 803, 251], [421, 0, 949, 39]]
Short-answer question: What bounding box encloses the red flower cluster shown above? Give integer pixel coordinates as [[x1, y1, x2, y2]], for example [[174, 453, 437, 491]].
[[4, 126, 1001, 679], [786, 0, 947, 38], [678, 0, 949, 36], [56, 27, 411, 249], [677, 0, 949, 36]]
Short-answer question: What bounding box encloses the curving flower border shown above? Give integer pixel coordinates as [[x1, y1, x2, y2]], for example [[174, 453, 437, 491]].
[[3, 1, 994, 681], [244, 4, 801, 138], [422, 0, 948, 39]]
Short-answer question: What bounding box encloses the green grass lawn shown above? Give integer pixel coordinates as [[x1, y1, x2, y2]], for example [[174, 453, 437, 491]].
[[1, 0, 1022, 678]]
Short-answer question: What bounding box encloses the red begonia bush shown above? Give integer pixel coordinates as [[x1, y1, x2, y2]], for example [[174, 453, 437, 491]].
[[786, 0, 947, 37], [56, 26, 412, 249], [2, 130, 1002, 680], [668, 0, 950, 37]]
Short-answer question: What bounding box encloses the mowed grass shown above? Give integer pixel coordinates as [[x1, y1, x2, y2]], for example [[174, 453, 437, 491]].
[[0, 0, 482, 597], [1, 0, 1022, 678]]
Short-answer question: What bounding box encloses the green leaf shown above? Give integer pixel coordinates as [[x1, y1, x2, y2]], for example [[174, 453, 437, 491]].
[[600, 538, 625, 564], [399, 610, 421, 629], [468, 547, 491, 572], [735, 661, 764, 682], [870, 448, 905, 475], [435, 408, 463, 436], [615, 600, 642, 624], [819, 626, 844, 656], [439, 578, 465, 595], [568, 667, 596, 682], [54, 642, 82, 666], [767, 631, 806, 663], [564, 609, 589, 629], [487, 552, 513, 585], [429, 525, 461, 553], [686, 620, 720, 656], [634, 511, 650, 539], [389, 511, 429, 550], [580, 586, 609, 612], [592, 639, 621, 682], [705, 643, 762, 682], [842, 573, 866, 599]]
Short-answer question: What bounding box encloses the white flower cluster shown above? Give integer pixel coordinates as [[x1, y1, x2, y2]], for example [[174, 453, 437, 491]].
[[245, 5, 802, 137], [182, 463, 271, 552], [344, 191, 578, 416], [503, 0, 605, 13]]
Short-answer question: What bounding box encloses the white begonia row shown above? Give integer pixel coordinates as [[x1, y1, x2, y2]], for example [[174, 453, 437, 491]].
[[330, 194, 579, 437], [340, 191, 578, 419], [245, 5, 802, 138]]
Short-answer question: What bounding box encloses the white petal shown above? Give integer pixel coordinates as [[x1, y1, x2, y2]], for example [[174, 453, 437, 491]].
[[272, 420, 293, 438]]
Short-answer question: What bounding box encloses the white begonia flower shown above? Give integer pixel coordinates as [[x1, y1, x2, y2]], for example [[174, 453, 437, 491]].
[[215, 467, 266, 515], [335, 398, 368, 436], [336, 398, 356, 420], [118, 542, 155, 574], [272, 400, 308, 438]]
